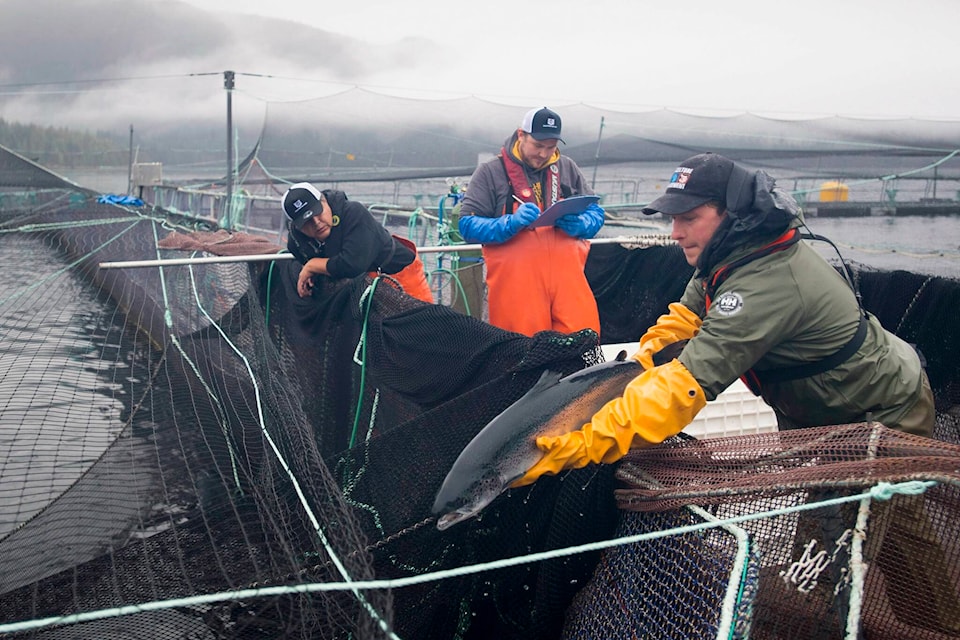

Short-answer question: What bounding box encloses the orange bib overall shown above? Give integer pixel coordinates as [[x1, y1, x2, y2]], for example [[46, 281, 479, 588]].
[[369, 235, 434, 304], [482, 226, 599, 337]]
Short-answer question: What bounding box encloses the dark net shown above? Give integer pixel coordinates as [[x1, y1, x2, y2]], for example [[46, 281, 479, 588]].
[[0, 158, 617, 639]]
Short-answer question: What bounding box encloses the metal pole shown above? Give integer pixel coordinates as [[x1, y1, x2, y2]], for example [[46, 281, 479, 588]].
[[590, 116, 605, 191], [127, 124, 134, 195], [100, 253, 296, 270], [97, 235, 674, 270], [224, 70, 235, 229]]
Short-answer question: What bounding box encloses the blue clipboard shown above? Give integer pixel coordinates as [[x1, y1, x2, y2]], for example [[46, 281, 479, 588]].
[[528, 195, 601, 228]]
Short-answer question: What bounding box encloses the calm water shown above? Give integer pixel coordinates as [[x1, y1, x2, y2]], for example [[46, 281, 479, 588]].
[[0, 236, 134, 537], [799, 215, 960, 277], [621, 213, 960, 279], [19, 163, 960, 285]]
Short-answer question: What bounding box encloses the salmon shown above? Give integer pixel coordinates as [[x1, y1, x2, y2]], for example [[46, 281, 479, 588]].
[[432, 350, 642, 530]]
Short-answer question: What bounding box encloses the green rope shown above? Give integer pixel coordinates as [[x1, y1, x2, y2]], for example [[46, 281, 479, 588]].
[[183, 257, 249, 493], [349, 277, 380, 449], [0, 216, 143, 234], [790, 148, 960, 198], [263, 251, 292, 328], [427, 267, 471, 316], [265, 261, 276, 328], [732, 536, 752, 638], [338, 386, 387, 536], [146, 227, 247, 487], [406, 207, 432, 246]]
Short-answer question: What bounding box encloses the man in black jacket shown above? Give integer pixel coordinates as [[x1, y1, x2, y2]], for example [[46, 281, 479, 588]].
[[282, 182, 433, 303]]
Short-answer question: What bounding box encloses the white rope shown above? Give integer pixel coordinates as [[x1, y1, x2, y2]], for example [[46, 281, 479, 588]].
[[845, 423, 882, 639]]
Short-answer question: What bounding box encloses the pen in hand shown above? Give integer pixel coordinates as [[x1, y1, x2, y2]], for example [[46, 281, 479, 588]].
[[512, 194, 541, 229]]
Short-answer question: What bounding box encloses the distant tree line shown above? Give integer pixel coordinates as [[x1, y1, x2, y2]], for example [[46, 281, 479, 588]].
[[0, 117, 502, 173], [0, 118, 129, 168]]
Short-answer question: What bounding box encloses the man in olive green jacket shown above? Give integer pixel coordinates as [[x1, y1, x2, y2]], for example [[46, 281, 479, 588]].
[[516, 152, 934, 485]]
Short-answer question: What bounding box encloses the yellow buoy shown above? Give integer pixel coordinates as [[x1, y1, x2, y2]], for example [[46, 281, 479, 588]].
[[819, 180, 849, 202]]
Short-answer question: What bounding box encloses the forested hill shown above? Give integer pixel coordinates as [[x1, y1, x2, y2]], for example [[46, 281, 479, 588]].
[[0, 119, 126, 167], [0, 118, 489, 174]]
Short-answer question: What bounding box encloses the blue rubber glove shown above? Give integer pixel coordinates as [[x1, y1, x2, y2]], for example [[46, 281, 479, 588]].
[[555, 202, 605, 239], [512, 202, 541, 227], [458, 203, 541, 244]]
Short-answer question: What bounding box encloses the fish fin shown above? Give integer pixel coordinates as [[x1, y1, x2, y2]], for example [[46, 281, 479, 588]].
[[615, 349, 628, 362], [529, 368, 564, 393], [504, 467, 526, 488], [652, 339, 688, 367]]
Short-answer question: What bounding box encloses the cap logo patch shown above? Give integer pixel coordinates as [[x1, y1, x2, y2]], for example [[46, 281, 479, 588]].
[[714, 291, 744, 316], [669, 167, 693, 190], [544, 117, 558, 129], [293, 198, 309, 212]]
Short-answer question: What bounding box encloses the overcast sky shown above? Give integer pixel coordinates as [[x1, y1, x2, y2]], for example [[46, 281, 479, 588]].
[[160, 0, 960, 118], [2, 0, 959, 135]]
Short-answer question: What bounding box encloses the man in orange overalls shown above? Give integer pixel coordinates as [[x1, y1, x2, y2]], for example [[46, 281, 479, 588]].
[[457, 107, 604, 337]]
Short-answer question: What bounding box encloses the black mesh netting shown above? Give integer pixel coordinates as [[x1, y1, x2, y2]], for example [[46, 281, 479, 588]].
[[0, 193, 619, 639], [584, 241, 693, 344]]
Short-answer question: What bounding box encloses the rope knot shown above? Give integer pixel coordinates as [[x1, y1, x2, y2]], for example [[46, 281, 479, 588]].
[[869, 480, 936, 501]]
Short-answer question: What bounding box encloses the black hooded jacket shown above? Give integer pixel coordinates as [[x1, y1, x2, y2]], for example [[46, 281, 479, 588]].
[[286, 189, 414, 278]]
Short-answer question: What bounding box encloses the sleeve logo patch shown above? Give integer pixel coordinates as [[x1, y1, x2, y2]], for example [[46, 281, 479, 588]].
[[715, 292, 744, 316]]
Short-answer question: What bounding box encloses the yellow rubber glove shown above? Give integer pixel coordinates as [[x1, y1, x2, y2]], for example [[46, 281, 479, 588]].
[[513, 359, 707, 487], [633, 302, 702, 369]]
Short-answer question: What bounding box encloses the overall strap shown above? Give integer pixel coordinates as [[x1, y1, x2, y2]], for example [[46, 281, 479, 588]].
[[701, 227, 861, 396], [705, 228, 800, 308], [754, 313, 868, 385], [500, 148, 561, 212]]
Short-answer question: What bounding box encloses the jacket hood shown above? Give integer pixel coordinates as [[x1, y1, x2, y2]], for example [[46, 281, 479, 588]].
[[322, 189, 349, 210], [696, 169, 804, 277]]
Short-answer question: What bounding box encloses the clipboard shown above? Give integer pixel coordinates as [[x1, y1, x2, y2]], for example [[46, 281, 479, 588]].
[[528, 195, 601, 228]]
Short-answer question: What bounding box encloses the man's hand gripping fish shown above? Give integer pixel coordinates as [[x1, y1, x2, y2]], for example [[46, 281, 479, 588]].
[[432, 350, 641, 531]]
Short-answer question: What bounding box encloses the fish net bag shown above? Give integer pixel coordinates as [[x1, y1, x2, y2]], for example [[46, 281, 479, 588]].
[[563, 423, 960, 639]]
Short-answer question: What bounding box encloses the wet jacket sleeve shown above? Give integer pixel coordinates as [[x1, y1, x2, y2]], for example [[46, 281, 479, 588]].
[[512, 359, 707, 486], [555, 202, 605, 239], [633, 302, 703, 369]]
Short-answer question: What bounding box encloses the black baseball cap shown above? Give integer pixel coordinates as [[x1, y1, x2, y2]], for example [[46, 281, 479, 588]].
[[642, 153, 736, 215], [520, 107, 564, 143], [281, 182, 323, 229]]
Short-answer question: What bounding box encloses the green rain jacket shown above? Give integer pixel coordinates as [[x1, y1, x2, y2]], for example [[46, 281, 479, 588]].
[[676, 175, 931, 435]]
